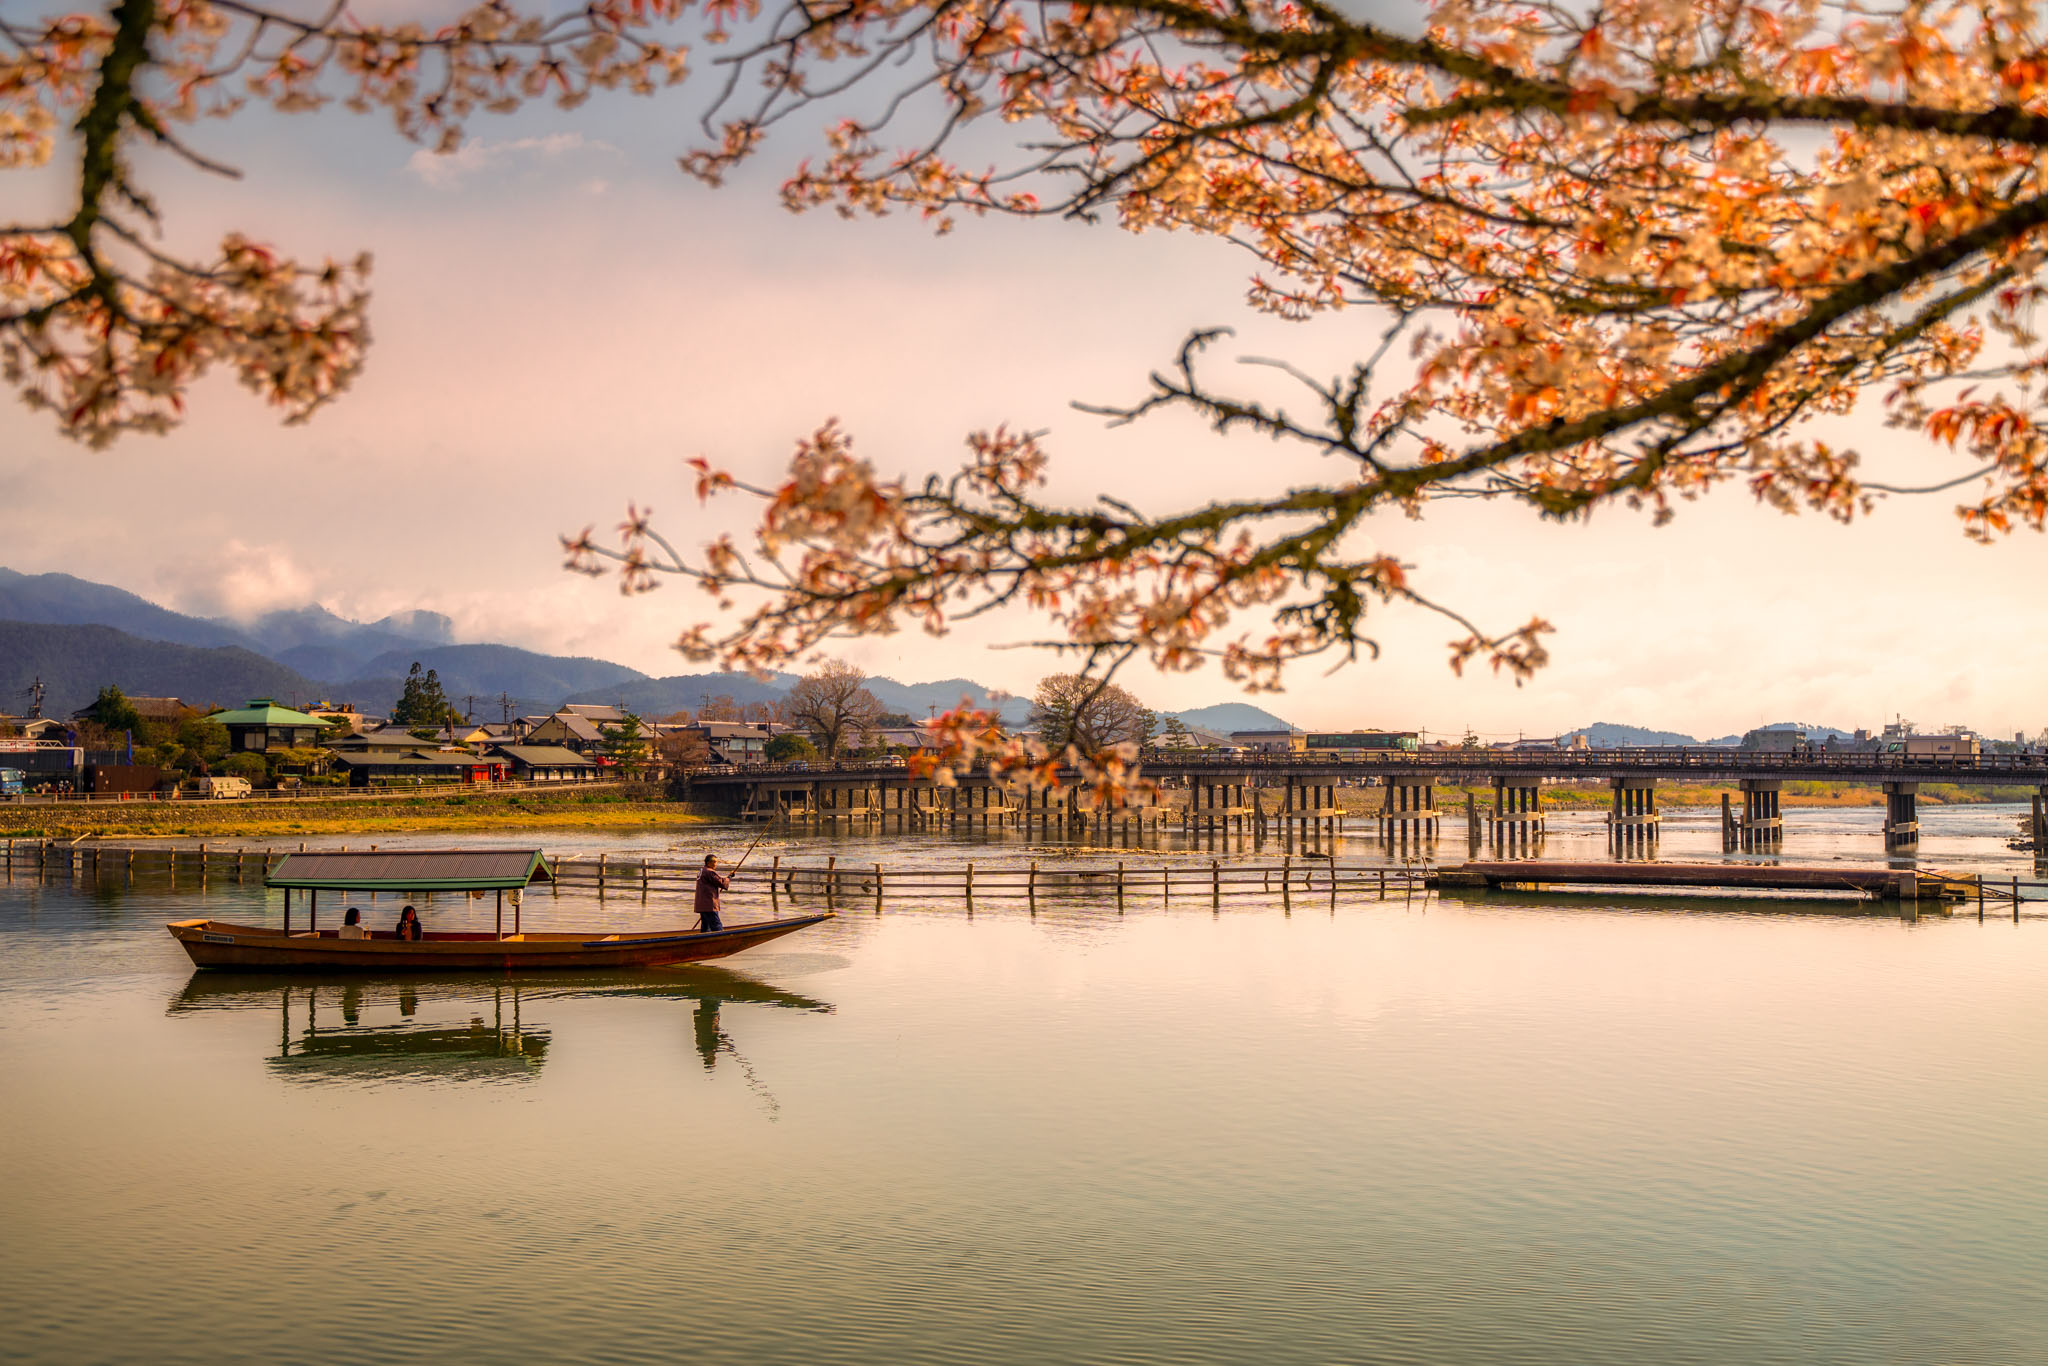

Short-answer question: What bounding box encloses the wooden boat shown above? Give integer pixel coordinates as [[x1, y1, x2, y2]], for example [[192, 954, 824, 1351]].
[[167, 847, 831, 972]]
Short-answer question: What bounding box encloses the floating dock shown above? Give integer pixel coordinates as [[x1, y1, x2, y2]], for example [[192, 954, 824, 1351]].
[[1428, 861, 1970, 901]]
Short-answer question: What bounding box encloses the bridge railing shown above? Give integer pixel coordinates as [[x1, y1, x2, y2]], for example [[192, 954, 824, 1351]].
[[671, 748, 2048, 782]]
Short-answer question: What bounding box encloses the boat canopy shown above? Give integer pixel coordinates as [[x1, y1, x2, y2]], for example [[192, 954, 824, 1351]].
[[265, 849, 554, 893]]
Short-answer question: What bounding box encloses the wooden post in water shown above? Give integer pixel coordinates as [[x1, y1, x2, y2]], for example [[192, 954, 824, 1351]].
[[2015, 876, 2022, 923], [1029, 861, 1038, 914], [1116, 861, 1125, 914], [964, 861, 974, 910], [875, 862, 884, 915], [1211, 858, 1220, 910]]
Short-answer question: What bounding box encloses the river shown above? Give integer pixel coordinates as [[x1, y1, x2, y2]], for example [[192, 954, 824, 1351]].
[[4, 809, 2047, 1364]]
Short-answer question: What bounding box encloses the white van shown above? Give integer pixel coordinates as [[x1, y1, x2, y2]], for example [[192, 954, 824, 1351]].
[[186, 775, 253, 799]]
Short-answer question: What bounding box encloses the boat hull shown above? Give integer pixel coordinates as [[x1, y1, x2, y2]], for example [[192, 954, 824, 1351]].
[[167, 913, 834, 971]]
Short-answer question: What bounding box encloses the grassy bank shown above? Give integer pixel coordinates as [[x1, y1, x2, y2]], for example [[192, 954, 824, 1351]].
[[0, 789, 720, 840]]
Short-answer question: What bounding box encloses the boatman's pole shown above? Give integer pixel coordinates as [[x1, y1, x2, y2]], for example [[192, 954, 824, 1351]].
[[730, 828, 769, 874]]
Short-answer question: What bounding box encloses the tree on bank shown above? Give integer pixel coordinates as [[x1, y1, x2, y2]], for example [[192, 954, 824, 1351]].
[[598, 712, 651, 771], [1030, 675, 1155, 757], [764, 732, 819, 764], [81, 685, 144, 737], [391, 663, 453, 734], [783, 660, 884, 759], [22, 0, 2048, 693]]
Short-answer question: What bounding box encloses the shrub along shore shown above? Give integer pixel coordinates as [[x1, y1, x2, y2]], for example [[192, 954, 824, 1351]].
[[0, 788, 719, 841]]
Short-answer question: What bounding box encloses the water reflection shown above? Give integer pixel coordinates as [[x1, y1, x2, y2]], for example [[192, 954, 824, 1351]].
[[168, 968, 834, 1090]]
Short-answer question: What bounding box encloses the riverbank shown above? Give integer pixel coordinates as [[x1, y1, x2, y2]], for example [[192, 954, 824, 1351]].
[[0, 789, 719, 840]]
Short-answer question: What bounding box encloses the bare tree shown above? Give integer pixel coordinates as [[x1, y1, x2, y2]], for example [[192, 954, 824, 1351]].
[[655, 727, 714, 768], [696, 694, 744, 722], [1031, 674, 1155, 756], [784, 660, 884, 759]]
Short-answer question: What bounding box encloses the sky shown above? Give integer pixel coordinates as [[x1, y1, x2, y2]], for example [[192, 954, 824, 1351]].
[[4, 12, 2046, 742]]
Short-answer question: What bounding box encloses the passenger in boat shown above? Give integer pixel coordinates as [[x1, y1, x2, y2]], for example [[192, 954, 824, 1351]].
[[393, 905, 423, 942], [338, 907, 369, 940], [695, 854, 731, 932]]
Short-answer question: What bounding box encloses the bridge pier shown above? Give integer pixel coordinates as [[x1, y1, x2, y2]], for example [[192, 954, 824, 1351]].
[[1277, 780, 1341, 846], [1608, 777, 1658, 855], [1185, 780, 1252, 841], [1883, 781, 1919, 850], [1487, 778, 1545, 853], [1378, 777, 1438, 844], [1727, 779, 1783, 852]]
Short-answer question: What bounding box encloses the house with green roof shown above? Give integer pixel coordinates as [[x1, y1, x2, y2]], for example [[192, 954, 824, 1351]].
[[206, 699, 329, 754]]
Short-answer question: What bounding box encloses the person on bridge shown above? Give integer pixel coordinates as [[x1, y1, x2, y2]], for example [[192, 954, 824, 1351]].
[[694, 854, 731, 932]]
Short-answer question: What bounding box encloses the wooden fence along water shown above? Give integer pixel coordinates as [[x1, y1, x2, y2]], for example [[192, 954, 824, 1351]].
[[0, 839, 1431, 910], [6, 839, 2045, 921]]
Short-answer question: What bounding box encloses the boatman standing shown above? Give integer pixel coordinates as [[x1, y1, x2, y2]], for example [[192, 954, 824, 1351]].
[[694, 853, 731, 932]]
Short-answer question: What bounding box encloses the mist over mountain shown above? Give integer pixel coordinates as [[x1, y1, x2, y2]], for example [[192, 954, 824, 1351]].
[[241, 605, 455, 679]]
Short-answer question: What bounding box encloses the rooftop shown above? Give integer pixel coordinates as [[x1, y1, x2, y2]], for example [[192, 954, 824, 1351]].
[[205, 699, 328, 728], [265, 848, 553, 892]]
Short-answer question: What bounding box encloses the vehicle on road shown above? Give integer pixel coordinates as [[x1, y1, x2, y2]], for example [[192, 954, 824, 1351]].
[[184, 775, 253, 799]]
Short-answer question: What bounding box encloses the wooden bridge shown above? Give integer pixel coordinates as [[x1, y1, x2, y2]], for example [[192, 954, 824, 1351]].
[[676, 747, 2048, 853]]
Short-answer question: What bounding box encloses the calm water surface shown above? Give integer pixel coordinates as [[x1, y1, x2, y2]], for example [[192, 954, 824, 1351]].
[[5, 812, 2048, 1364]]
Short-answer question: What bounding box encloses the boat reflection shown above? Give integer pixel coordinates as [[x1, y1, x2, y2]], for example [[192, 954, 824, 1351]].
[[169, 968, 835, 1088]]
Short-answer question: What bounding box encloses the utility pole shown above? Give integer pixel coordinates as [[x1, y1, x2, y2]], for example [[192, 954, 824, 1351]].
[[461, 693, 479, 723], [28, 676, 44, 719], [498, 692, 514, 726]]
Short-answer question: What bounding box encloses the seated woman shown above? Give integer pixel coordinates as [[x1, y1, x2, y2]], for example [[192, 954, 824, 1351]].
[[393, 905, 423, 942], [337, 907, 370, 940]]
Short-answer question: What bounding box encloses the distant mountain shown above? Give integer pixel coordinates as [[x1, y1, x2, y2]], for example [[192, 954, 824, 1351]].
[[1564, 722, 1700, 747], [862, 676, 1035, 723], [1751, 720, 1856, 742], [0, 566, 1372, 731], [0, 621, 325, 717], [565, 672, 799, 719], [1165, 702, 1293, 733], [343, 645, 649, 719], [0, 568, 253, 651], [236, 605, 453, 678]]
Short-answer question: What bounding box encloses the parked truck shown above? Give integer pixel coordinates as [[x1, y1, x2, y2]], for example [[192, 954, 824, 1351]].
[[184, 774, 253, 799], [0, 769, 24, 797]]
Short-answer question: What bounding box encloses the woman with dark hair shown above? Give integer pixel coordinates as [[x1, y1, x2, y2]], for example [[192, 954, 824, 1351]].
[[393, 905, 423, 942], [338, 907, 369, 940]]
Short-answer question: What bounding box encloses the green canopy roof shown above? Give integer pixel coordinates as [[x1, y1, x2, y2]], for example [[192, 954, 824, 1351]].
[[266, 848, 554, 892], [206, 699, 327, 728]]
